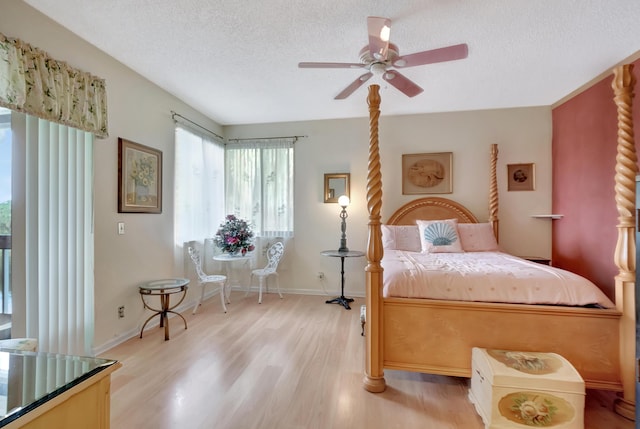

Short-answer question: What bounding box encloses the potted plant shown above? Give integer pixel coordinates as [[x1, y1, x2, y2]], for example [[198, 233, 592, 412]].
[[214, 214, 255, 255]]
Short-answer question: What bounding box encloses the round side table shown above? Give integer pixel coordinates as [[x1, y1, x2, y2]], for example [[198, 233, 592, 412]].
[[139, 278, 189, 341], [320, 250, 365, 310]]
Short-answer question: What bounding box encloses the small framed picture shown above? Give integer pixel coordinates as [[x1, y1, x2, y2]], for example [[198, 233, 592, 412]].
[[118, 138, 163, 213], [324, 173, 350, 203], [402, 152, 453, 194], [507, 163, 535, 191]]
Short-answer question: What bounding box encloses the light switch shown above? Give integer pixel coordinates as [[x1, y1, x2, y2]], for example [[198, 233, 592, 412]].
[[118, 222, 125, 235]]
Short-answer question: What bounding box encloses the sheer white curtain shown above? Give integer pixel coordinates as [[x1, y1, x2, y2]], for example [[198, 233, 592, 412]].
[[225, 139, 294, 238], [225, 139, 294, 269], [174, 125, 225, 247], [23, 115, 94, 356]]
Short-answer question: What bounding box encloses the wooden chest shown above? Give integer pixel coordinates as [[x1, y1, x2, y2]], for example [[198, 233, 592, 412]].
[[468, 347, 585, 429]]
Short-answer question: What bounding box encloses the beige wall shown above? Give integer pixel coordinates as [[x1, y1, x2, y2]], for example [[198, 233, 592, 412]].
[[3, 1, 552, 354], [226, 106, 553, 309], [2, 2, 224, 352]]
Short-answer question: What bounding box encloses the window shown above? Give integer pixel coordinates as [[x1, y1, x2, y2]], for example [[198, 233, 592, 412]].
[[174, 126, 225, 245], [225, 139, 294, 238]]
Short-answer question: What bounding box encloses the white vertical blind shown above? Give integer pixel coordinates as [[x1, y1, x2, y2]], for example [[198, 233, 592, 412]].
[[24, 115, 94, 356]]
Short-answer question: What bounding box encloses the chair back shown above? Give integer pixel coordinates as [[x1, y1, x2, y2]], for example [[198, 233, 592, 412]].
[[188, 246, 207, 280], [263, 242, 285, 274]]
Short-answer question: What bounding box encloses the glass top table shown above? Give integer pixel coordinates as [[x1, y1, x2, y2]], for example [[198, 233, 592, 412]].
[[320, 250, 365, 310], [213, 253, 254, 291], [139, 278, 189, 340], [212, 253, 253, 262], [0, 351, 118, 427]]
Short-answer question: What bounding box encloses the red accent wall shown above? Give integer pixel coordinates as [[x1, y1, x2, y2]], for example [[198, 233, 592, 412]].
[[552, 60, 640, 300]]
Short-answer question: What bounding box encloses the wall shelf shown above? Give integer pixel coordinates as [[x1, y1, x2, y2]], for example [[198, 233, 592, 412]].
[[531, 214, 564, 220]]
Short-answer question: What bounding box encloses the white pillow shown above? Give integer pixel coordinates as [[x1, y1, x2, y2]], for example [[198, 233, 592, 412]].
[[457, 223, 499, 252], [381, 225, 421, 252], [416, 219, 463, 253]]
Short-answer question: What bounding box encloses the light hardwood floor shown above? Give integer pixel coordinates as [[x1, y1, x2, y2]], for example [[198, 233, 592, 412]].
[[103, 293, 634, 429]]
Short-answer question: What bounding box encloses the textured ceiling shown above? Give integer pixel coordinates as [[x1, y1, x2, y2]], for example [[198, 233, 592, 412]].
[[23, 0, 640, 125]]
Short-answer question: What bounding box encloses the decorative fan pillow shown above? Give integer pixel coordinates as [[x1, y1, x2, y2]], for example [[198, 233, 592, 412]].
[[457, 222, 499, 252], [381, 225, 421, 251], [416, 219, 463, 253]]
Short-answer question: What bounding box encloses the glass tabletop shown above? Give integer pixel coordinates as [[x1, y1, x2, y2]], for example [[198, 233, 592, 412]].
[[138, 278, 189, 291], [0, 351, 118, 427], [320, 250, 365, 258], [212, 253, 254, 261]]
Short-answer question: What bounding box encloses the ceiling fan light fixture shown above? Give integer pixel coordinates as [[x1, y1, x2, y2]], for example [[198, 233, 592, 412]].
[[298, 16, 467, 99], [370, 62, 387, 75], [379, 25, 390, 42]]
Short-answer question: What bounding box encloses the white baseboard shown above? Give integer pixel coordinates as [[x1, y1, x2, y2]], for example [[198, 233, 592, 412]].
[[94, 287, 365, 356], [94, 328, 140, 356]]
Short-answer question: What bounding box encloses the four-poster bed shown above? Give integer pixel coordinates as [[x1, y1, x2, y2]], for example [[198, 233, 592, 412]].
[[362, 65, 636, 420]]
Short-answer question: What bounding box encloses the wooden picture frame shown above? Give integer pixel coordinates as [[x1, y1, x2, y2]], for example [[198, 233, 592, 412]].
[[507, 163, 535, 191], [118, 138, 162, 213], [402, 152, 453, 194], [324, 173, 350, 203]]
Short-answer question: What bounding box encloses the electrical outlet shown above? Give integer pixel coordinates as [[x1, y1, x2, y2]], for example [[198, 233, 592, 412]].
[[118, 306, 125, 318], [317, 272, 324, 279]]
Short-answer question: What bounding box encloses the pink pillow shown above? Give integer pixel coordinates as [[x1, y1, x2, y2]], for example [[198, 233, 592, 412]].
[[381, 225, 421, 252], [416, 219, 463, 253], [457, 223, 499, 252]]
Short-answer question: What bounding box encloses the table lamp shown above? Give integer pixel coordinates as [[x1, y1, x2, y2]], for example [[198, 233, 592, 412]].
[[338, 195, 350, 252]]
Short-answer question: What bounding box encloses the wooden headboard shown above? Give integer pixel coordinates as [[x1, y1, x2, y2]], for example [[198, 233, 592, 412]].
[[386, 197, 479, 225]]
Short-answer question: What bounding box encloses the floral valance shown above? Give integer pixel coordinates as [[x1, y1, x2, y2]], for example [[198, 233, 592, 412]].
[[0, 32, 108, 138]]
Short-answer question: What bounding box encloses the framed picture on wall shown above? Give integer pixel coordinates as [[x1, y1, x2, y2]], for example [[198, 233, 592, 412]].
[[324, 173, 350, 203], [507, 163, 535, 191], [402, 152, 453, 194], [118, 138, 163, 213]]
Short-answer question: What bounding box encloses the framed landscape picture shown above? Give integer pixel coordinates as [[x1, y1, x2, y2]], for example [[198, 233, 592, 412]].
[[118, 138, 162, 213], [507, 163, 535, 191], [402, 152, 453, 194]]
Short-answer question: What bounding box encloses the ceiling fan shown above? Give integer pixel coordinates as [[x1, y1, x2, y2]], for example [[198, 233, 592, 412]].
[[298, 16, 468, 99]]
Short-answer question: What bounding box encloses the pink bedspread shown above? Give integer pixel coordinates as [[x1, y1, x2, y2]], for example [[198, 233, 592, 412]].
[[381, 250, 614, 308]]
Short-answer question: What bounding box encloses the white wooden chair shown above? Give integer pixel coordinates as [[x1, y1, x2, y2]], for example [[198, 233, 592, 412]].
[[248, 241, 285, 304], [188, 246, 228, 313]]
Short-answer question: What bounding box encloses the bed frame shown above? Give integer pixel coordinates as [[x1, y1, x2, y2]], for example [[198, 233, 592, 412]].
[[362, 65, 636, 419]]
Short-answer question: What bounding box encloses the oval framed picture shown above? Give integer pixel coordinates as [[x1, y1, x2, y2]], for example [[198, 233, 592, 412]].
[[402, 152, 453, 194]]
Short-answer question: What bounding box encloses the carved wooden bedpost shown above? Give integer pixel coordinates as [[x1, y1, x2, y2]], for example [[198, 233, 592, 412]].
[[363, 84, 386, 393], [489, 144, 499, 242], [611, 64, 636, 420]]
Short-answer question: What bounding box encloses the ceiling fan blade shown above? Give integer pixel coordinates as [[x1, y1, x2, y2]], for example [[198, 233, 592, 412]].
[[335, 72, 373, 99], [393, 43, 468, 68], [299, 62, 365, 69], [367, 16, 391, 61], [382, 70, 423, 97]]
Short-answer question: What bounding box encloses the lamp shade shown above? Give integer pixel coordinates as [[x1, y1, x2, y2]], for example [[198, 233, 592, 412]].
[[338, 195, 350, 207]]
